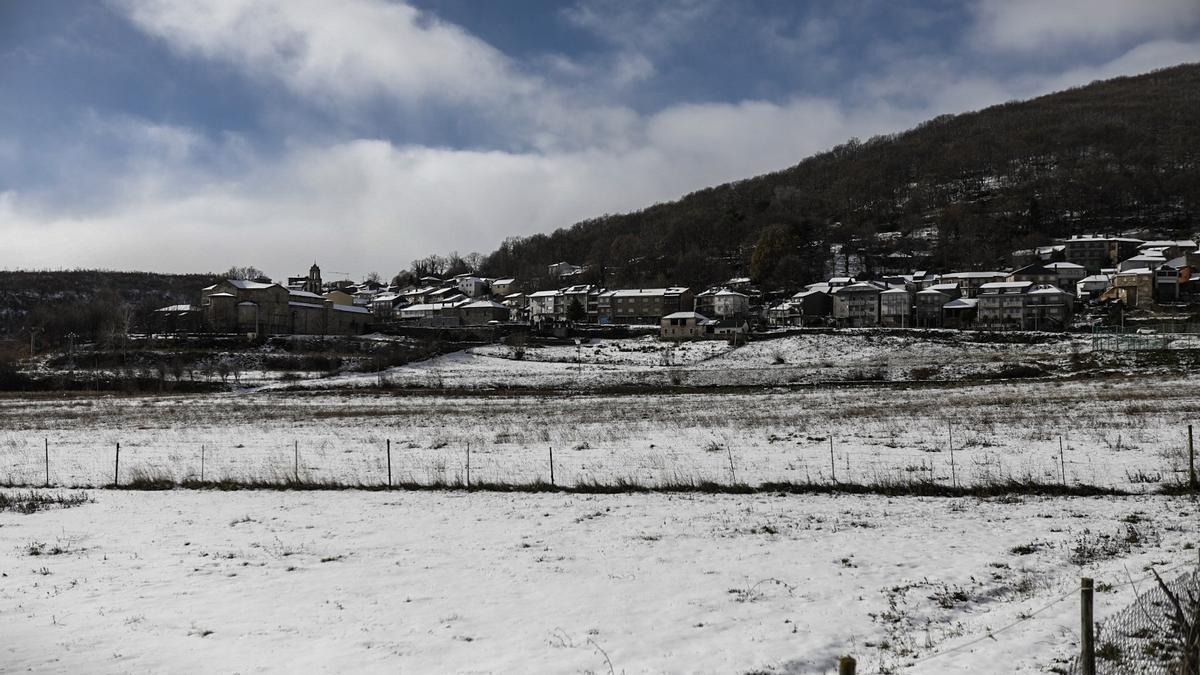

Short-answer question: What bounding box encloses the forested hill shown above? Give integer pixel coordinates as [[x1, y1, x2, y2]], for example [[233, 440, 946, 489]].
[[0, 270, 219, 340], [480, 63, 1200, 291]]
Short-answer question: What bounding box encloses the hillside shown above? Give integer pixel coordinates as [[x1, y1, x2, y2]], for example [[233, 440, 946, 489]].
[[480, 64, 1200, 291], [0, 270, 219, 344]]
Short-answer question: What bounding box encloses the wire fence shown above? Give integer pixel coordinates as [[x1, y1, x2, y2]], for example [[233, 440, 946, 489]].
[[0, 432, 1197, 491], [895, 562, 1199, 675], [1065, 568, 1200, 674], [0, 435, 1195, 491]]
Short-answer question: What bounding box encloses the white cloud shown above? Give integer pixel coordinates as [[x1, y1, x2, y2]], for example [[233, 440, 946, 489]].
[[972, 0, 1200, 53], [5, 0, 1199, 281], [117, 0, 532, 107], [113, 0, 652, 153]]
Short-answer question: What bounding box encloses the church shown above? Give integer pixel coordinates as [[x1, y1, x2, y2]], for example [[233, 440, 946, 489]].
[[198, 263, 370, 336]]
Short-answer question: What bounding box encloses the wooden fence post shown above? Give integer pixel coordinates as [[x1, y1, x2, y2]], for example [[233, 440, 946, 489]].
[[1081, 577, 1095, 675], [726, 446, 737, 484], [387, 439, 392, 488], [44, 437, 49, 487], [829, 436, 836, 483], [1059, 436, 1066, 485], [948, 422, 956, 488], [114, 442, 120, 486], [1189, 424, 1196, 491], [838, 655, 856, 675], [466, 442, 471, 488], [200, 444, 205, 483], [294, 440, 299, 482], [549, 446, 555, 486]]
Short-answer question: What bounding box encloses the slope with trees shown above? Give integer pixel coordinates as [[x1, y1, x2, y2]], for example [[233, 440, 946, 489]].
[[474, 64, 1200, 291]]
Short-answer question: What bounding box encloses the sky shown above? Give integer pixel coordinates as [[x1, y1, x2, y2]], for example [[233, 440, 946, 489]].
[[1, 1, 1199, 282]]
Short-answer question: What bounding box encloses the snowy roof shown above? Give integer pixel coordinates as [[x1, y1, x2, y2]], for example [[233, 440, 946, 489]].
[[835, 282, 885, 293], [916, 287, 950, 296], [828, 276, 854, 284], [979, 281, 1034, 290], [1124, 254, 1167, 263], [881, 287, 910, 295], [1139, 240, 1196, 249], [929, 283, 960, 292], [371, 293, 401, 303], [289, 289, 324, 300], [1067, 235, 1144, 243], [332, 304, 370, 314], [941, 271, 1005, 280], [155, 304, 196, 312], [461, 300, 507, 309], [527, 290, 561, 298], [1079, 275, 1111, 283], [943, 298, 978, 309], [208, 292, 235, 298], [713, 289, 748, 298], [792, 289, 828, 299], [493, 278, 516, 285], [610, 287, 688, 297], [662, 311, 712, 322], [1116, 269, 1153, 277], [201, 284, 217, 291], [1044, 262, 1084, 270], [288, 301, 323, 309], [1028, 285, 1070, 295], [226, 279, 276, 290], [503, 292, 525, 299]]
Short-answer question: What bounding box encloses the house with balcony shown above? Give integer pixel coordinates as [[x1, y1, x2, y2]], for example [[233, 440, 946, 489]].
[[695, 288, 751, 319], [879, 287, 914, 327], [976, 281, 1034, 329], [831, 281, 886, 327], [660, 311, 715, 340], [1063, 235, 1144, 272], [527, 290, 564, 324], [598, 287, 693, 325]]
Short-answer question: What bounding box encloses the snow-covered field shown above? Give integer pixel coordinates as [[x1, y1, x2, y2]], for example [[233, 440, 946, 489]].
[[4, 331, 1197, 673], [1, 374, 1195, 490], [1, 489, 1194, 673], [269, 331, 1200, 391]]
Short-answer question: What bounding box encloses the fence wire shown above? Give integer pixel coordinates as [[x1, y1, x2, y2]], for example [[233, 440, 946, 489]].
[[1067, 568, 1200, 675], [0, 435, 1196, 490]]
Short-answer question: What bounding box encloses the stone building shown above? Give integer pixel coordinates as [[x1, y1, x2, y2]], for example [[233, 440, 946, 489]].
[[200, 278, 369, 336]]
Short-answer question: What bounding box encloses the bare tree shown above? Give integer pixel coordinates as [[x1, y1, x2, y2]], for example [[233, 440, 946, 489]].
[[224, 266, 267, 281]]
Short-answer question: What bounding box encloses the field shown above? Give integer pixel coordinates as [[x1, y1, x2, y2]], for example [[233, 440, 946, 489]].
[[1, 331, 1198, 673], [2, 490, 1196, 673], [0, 375, 1196, 490]]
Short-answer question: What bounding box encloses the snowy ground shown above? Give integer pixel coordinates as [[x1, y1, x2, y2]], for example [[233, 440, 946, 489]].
[[5, 331, 1197, 673], [1, 374, 1196, 490], [269, 330, 1200, 391], [1, 489, 1194, 674]]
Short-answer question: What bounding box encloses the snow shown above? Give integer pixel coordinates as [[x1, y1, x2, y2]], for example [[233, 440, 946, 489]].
[[2, 371, 1197, 491], [0, 490, 1193, 673]]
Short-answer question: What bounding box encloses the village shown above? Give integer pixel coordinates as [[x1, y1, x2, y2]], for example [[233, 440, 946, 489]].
[[153, 233, 1200, 341]]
